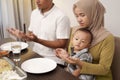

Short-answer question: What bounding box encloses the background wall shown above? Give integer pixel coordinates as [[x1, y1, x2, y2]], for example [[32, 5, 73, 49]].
[[53, 0, 120, 37], [101, 0, 120, 37], [0, 0, 120, 38]]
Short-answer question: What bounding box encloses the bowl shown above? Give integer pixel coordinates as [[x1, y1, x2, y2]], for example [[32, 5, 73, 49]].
[[0, 50, 9, 57]]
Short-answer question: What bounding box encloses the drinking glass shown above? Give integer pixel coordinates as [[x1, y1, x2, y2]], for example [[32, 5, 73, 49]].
[[11, 41, 21, 65]]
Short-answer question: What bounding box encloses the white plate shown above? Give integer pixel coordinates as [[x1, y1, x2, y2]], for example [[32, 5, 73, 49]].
[[0, 41, 28, 51], [21, 58, 57, 74]]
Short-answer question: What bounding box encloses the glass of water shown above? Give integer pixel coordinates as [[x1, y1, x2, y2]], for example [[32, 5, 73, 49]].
[[11, 41, 21, 65]]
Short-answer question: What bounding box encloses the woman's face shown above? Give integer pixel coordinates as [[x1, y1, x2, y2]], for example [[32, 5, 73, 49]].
[[74, 7, 90, 28]]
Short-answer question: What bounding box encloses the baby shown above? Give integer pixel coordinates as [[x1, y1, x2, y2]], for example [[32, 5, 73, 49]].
[[55, 28, 93, 80]]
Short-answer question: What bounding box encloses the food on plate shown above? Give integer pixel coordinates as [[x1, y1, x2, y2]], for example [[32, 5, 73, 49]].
[[0, 50, 9, 57], [0, 70, 21, 80], [0, 59, 12, 73], [0, 58, 26, 80]]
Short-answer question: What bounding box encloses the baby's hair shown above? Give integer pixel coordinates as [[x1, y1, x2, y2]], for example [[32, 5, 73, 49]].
[[74, 28, 93, 44]]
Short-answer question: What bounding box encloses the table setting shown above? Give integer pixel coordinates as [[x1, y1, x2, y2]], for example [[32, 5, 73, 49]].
[[0, 38, 80, 80], [0, 40, 28, 80]]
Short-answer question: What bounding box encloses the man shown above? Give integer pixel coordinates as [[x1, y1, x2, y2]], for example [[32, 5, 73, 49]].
[[8, 0, 70, 64]]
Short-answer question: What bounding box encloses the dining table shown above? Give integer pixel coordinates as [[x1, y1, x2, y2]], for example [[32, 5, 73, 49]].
[[0, 38, 80, 80]]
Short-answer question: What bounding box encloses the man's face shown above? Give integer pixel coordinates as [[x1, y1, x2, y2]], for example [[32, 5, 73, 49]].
[[35, 0, 51, 9]]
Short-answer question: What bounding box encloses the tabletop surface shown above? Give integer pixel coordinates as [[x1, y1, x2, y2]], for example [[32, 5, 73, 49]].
[[0, 38, 80, 80]]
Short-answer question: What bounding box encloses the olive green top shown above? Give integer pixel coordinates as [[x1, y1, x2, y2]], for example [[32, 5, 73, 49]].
[[68, 34, 115, 80]]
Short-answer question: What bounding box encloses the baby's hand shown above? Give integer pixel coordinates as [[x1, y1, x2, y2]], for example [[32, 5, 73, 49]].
[[55, 48, 69, 59]]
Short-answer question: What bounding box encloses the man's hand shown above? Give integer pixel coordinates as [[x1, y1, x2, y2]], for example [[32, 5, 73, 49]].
[[7, 28, 39, 41], [7, 28, 27, 40], [26, 32, 38, 42]]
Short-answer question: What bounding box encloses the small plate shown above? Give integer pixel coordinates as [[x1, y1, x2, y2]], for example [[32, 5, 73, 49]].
[[21, 58, 57, 74], [0, 50, 9, 57], [0, 41, 28, 51]]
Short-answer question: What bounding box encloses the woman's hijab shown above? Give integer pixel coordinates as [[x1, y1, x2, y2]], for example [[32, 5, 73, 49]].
[[73, 0, 111, 47]]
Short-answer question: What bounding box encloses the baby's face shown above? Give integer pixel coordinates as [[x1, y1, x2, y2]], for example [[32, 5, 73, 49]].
[[72, 31, 91, 52]]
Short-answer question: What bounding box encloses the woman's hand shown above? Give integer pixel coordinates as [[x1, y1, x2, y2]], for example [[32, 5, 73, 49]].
[[64, 57, 81, 65], [72, 69, 81, 77], [67, 57, 83, 69]]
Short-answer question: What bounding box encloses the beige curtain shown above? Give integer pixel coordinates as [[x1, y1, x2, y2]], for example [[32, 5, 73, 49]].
[[0, 0, 32, 39], [31, 0, 36, 10], [0, 0, 4, 39], [0, 0, 3, 40]]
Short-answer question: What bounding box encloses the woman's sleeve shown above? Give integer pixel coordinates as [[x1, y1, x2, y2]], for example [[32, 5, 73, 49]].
[[80, 35, 115, 75]]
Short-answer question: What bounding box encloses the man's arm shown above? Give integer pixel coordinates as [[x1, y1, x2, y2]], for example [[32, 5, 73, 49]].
[[7, 29, 68, 48], [36, 39, 68, 48], [26, 31, 68, 49]]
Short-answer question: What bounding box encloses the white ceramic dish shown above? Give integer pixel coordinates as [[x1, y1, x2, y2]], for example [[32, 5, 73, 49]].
[[21, 58, 57, 74], [0, 41, 28, 51]]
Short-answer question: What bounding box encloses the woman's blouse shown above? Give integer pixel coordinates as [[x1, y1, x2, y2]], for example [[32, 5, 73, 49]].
[[80, 34, 114, 80]]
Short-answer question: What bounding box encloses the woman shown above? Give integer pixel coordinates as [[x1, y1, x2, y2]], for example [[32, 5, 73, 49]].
[[60, 0, 114, 80]]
